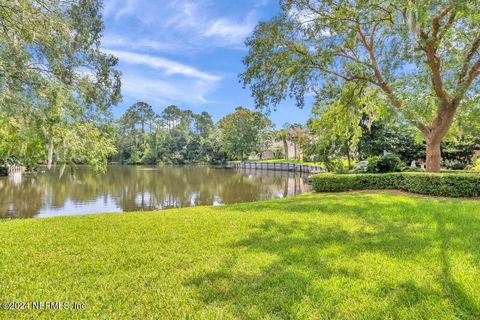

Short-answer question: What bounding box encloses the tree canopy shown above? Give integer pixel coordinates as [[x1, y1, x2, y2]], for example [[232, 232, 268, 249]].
[[241, 0, 480, 172], [218, 107, 273, 161], [0, 0, 121, 172], [114, 104, 226, 165]]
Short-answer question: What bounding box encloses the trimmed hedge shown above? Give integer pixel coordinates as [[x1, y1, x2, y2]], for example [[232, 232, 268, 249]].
[[312, 172, 480, 198]]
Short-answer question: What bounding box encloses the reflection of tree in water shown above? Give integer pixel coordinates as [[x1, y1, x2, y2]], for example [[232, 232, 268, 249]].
[[0, 175, 44, 219], [0, 166, 311, 218], [233, 169, 310, 201]]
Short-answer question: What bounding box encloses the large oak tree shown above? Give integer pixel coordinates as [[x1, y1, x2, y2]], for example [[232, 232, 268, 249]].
[[241, 0, 480, 172]]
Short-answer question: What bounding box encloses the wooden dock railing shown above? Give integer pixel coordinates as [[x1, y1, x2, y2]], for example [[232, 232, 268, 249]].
[[228, 162, 323, 174], [0, 165, 24, 176], [9, 165, 23, 174]]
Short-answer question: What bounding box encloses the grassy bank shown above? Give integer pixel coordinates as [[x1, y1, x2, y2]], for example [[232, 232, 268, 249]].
[[1, 193, 479, 319]]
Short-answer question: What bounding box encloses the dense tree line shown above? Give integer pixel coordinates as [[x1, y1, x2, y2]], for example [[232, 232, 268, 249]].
[[112, 104, 273, 164], [114, 99, 479, 170]]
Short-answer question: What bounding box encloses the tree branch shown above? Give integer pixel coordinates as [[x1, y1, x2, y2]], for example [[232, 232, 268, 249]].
[[292, 44, 373, 83], [357, 26, 428, 134], [431, 5, 453, 40], [416, 15, 451, 109], [458, 35, 480, 86]]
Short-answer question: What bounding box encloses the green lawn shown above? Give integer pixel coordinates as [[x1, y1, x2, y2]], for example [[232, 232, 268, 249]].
[[1, 193, 479, 319]]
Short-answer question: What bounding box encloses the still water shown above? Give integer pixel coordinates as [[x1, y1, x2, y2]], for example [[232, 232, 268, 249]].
[[0, 165, 311, 219]]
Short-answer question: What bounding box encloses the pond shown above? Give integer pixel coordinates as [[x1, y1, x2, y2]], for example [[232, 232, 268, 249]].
[[0, 165, 311, 219]]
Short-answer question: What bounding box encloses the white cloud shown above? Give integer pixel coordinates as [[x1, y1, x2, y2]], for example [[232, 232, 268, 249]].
[[102, 36, 184, 53], [102, 0, 120, 18], [100, 0, 263, 107], [104, 49, 221, 82], [121, 74, 215, 105], [115, 0, 136, 20], [103, 0, 136, 20], [104, 0, 257, 48], [167, 1, 257, 46], [203, 15, 256, 45], [254, 0, 270, 8], [103, 48, 221, 105]]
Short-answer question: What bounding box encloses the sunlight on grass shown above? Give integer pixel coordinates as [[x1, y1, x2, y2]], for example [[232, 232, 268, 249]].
[[0, 193, 479, 319]]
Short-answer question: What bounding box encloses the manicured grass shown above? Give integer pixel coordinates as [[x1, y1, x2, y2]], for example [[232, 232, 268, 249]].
[[1, 193, 479, 319]]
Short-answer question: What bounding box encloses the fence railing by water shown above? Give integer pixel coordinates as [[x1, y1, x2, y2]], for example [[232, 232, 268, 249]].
[[0, 165, 24, 176], [227, 162, 323, 174]]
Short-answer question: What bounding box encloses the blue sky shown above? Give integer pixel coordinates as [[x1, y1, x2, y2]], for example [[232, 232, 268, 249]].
[[101, 0, 312, 127]]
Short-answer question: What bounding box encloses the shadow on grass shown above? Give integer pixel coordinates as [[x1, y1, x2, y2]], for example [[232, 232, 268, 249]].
[[436, 214, 480, 318], [187, 194, 480, 318]]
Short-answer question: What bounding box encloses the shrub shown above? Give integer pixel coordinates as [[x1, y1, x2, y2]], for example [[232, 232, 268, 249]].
[[471, 158, 480, 172], [332, 160, 350, 174], [366, 156, 381, 173], [366, 154, 404, 173], [312, 172, 480, 198], [351, 161, 369, 174], [379, 154, 405, 172], [442, 159, 468, 170]]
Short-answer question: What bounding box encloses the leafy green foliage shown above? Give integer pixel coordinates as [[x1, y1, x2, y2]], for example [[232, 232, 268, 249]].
[[313, 173, 480, 197], [441, 137, 480, 170], [241, 0, 480, 172], [0, 0, 121, 172], [469, 158, 480, 172], [366, 154, 405, 173], [61, 123, 117, 174], [365, 157, 382, 173], [218, 107, 272, 161], [308, 84, 386, 169], [359, 116, 480, 169], [0, 114, 46, 170], [358, 118, 425, 163], [113, 104, 227, 165]]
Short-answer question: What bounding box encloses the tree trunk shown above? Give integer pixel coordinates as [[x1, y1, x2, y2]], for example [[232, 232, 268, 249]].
[[47, 140, 54, 170], [346, 148, 351, 170], [283, 139, 289, 160], [426, 138, 441, 173], [141, 120, 145, 146], [422, 103, 458, 173]]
